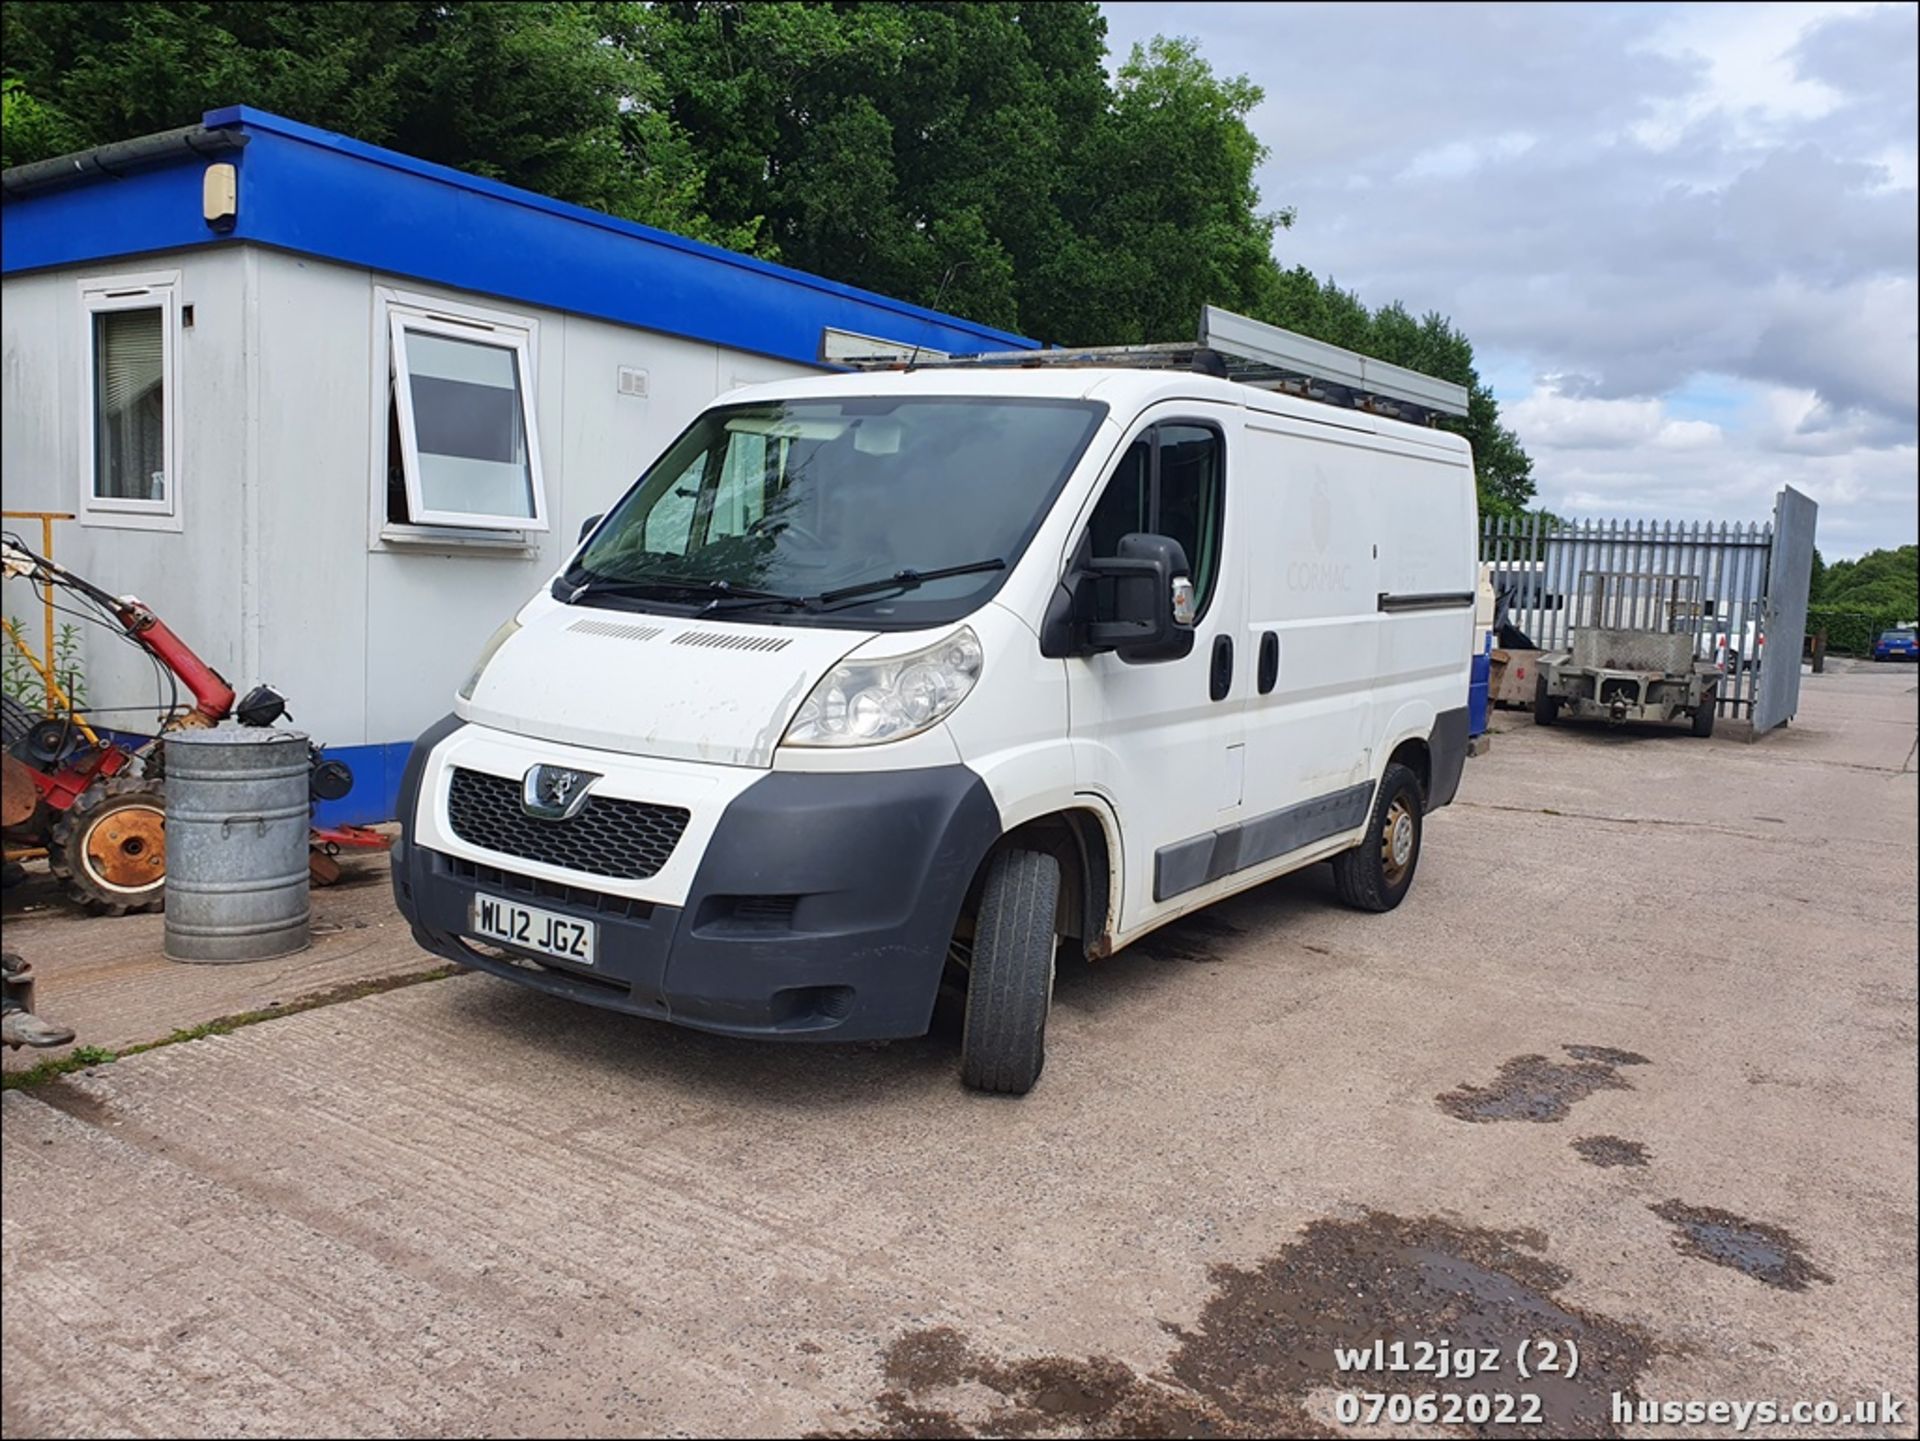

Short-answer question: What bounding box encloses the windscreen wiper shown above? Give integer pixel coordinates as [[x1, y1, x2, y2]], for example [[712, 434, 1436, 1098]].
[[814, 558, 1008, 608], [564, 575, 805, 609]]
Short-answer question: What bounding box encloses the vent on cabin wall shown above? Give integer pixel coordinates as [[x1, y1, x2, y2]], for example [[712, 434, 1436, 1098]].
[[617, 366, 649, 398]]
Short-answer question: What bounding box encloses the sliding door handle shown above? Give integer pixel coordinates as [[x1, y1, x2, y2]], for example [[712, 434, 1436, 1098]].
[[1209, 634, 1234, 701]]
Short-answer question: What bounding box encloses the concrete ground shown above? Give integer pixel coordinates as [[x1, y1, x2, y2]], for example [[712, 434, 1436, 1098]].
[[3, 663, 1915, 1438]]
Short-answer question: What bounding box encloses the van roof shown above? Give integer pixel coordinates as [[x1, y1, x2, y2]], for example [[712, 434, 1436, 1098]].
[[720, 366, 1476, 457]]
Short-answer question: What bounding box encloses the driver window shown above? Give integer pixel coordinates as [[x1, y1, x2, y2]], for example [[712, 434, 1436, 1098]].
[[1085, 423, 1224, 617]]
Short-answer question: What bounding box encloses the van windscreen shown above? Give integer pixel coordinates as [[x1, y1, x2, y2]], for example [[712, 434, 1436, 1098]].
[[563, 396, 1106, 628]]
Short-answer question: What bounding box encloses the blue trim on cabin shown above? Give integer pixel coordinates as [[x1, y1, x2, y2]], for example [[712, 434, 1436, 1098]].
[[1, 106, 1035, 367]]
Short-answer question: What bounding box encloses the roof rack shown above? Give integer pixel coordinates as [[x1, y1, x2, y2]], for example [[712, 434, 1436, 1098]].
[[839, 304, 1469, 426]]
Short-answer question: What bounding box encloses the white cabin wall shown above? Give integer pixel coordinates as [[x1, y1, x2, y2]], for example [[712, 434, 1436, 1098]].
[[2, 249, 248, 733]]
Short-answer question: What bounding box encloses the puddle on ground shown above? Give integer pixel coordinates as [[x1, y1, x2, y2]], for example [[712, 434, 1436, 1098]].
[[1650, 1201, 1833, 1291], [1572, 1135, 1651, 1168], [1438, 1046, 1650, 1123], [823, 1212, 1654, 1438], [1134, 912, 1245, 964]]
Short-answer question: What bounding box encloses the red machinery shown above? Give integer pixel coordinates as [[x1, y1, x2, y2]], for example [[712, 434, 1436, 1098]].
[[2, 537, 387, 913]]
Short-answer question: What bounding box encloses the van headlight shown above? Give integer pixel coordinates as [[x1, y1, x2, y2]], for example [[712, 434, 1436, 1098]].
[[457, 616, 521, 701], [784, 627, 983, 747]]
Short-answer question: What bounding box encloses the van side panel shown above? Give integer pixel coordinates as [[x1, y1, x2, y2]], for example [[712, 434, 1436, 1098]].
[[1371, 432, 1478, 791], [1234, 417, 1386, 867]]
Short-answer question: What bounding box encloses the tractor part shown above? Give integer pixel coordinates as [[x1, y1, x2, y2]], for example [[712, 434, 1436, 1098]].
[[309, 753, 354, 802], [1, 693, 32, 756], [3, 540, 234, 726], [235, 684, 289, 728], [49, 776, 168, 915], [308, 821, 391, 888], [2, 751, 38, 831]]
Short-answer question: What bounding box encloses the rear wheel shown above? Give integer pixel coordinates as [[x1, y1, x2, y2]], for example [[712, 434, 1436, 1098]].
[[959, 848, 1060, 1096], [1533, 674, 1560, 726], [1331, 763, 1425, 913], [50, 777, 167, 915], [1691, 687, 1717, 738]]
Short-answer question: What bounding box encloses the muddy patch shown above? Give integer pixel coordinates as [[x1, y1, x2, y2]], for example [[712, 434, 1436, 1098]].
[[1438, 1046, 1649, 1123], [34, 1079, 116, 1127], [826, 1213, 1654, 1438], [1135, 912, 1244, 964], [1572, 1135, 1650, 1168], [1560, 1045, 1650, 1066], [1650, 1201, 1833, 1291]]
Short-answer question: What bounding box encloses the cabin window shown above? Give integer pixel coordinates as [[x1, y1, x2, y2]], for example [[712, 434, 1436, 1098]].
[[79, 273, 179, 528], [382, 302, 547, 534]]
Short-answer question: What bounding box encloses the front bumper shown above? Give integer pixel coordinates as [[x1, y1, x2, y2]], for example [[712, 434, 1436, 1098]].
[[391, 717, 1002, 1042]]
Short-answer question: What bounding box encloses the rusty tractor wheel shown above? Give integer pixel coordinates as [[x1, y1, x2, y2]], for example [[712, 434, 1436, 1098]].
[[49, 776, 168, 915]]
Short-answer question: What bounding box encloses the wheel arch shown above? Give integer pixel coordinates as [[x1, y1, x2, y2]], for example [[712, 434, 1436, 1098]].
[[973, 804, 1119, 958], [1374, 699, 1439, 793]]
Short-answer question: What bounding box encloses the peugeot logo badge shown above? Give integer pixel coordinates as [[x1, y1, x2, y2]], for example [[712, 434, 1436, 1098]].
[[522, 764, 600, 821]]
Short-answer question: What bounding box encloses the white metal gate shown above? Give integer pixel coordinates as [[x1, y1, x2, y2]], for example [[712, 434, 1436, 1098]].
[[1754, 486, 1818, 733], [1482, 487, 1816, 730]]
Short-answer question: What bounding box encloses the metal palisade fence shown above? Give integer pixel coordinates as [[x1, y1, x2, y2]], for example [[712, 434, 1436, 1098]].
[[1481, 495, 1815, 724]]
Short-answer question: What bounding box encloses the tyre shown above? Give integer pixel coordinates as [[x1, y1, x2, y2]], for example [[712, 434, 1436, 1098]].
[[1331, 763, 1425, 913], [1690, 687, 1717, 738], [1533, 673, 1560, 726], [49, 776, 167, 915], [1, 694, 35, 758], [960, 848, 1060, 1096]]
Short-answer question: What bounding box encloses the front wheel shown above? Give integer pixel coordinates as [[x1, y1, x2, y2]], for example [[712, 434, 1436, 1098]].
[[1331, 763, 1425, 913], [959, 848, 1060, 1096]]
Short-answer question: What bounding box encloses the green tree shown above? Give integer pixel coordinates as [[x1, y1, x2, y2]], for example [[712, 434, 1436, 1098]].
[[3, 1, 1535, 511], [1821, 545, 1918, 615], [1026, 35, 1293, 346], [0, 78, 82, 167], [0, 1, 747, 246]]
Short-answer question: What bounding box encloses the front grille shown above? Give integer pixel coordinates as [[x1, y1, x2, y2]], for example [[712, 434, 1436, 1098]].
[[440, 854, 656, 921], [446, 767, 690, 880]]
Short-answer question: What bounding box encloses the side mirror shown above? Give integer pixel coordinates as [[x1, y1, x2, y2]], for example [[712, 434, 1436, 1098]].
[[578, 513, 604, 543], [1084, 533, 1197, 660]]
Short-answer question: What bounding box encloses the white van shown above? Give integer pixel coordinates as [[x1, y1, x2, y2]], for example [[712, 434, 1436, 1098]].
[[392, 327, 1478, 1094]]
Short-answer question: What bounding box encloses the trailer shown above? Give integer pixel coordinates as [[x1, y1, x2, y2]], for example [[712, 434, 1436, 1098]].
[[1534, 572, 1721, 736]]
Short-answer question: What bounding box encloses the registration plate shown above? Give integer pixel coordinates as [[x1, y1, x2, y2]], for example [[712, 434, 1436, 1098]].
[[468, 894, 597, 966]]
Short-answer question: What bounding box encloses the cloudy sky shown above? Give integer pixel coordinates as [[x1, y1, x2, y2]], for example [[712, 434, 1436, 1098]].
[[1099, 1, 1918, 557]]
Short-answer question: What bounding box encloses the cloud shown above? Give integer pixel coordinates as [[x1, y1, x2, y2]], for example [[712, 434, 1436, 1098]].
[[1500, 377, 1915, 554], [1099, 1, 1918, 555], [1506, 389, 1722, 452]]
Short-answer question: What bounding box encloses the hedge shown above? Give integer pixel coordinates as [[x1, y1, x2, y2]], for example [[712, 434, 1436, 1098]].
[[1806, 605, 1912, 655]]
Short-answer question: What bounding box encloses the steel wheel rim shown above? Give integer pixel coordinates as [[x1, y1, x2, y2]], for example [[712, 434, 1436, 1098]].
[[1381, 798, 1416, 883], [81, 803, 168, 896]]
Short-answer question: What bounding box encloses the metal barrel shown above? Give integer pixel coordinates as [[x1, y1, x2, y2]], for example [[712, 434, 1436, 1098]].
[[163, 727, 311, 963]]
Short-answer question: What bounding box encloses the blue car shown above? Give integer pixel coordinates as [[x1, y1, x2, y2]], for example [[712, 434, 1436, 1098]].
[[1873, 627, 1919, 661]]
